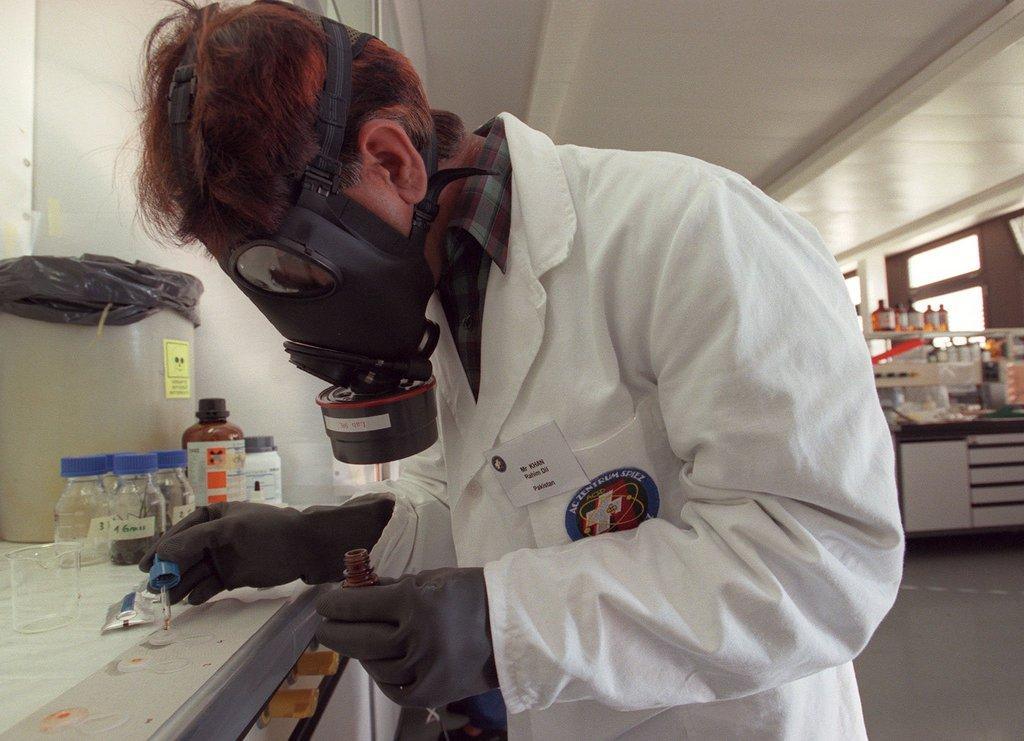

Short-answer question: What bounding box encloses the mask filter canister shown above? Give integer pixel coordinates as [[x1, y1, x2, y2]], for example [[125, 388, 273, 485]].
[[316, 379, 438, 464]]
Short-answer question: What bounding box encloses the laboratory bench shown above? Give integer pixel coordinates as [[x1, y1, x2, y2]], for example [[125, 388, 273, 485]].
[[0, 540, 399, 740], [894, 419, 1024, 535]]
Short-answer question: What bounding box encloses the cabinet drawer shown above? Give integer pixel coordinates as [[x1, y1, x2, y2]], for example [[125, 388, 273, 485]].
[[968, 446, 1024, 465], [899, 440, 971, 532], [969, 465, 1024, 485], [967, 433, 1024, 446], [972, 504, 1024, 527], [971, 484, 1024, 505]]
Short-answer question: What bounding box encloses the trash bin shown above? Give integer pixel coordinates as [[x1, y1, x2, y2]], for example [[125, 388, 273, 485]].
[[0, 254, 203, 542]]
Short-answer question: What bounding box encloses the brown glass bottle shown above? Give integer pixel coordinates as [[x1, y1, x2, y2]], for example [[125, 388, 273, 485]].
[[182, 398, 244, 446], [922, 305, 936, 332], [182, 398, 246, 505], [871, 300, 895, 332]]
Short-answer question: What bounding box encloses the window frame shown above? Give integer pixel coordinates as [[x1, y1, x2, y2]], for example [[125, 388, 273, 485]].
[[904, 231, 983, 307], [887, 208, 1024, 330], [888, 228, 989, 329]]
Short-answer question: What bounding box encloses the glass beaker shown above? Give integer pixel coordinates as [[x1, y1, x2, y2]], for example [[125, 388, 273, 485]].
[[6, 542, 82, 633]]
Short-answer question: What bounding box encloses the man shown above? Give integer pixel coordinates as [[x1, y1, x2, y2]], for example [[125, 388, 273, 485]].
[[138, 2, 904, 738]]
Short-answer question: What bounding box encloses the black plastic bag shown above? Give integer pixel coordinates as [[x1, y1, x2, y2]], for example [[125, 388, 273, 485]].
[[0, 254, 203, 327]]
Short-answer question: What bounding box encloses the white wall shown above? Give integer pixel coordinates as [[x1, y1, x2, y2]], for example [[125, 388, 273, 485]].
[[1, 0, 35, 258], [30, 0, 340, 503], [857, 254, 889, 333]]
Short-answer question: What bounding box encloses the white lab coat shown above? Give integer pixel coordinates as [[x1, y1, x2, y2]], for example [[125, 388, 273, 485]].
[[363, 112, 904, 739]]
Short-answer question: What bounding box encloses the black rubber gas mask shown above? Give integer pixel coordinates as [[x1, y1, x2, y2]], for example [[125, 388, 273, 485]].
[[168, 11, 487, 463]]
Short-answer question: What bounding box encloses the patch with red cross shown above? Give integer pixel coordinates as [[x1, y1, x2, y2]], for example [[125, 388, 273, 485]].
[[565, 467, 659, 541]]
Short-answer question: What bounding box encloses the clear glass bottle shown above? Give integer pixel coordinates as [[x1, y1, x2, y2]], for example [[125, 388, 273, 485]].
[[153, 449, 196, 529], [54, 455, 111, 566], [110, 453, 165, 566], [103, 451, 129, 496]]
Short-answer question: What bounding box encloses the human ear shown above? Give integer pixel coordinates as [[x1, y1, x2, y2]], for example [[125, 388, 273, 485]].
[[356, 119, 428, 205]]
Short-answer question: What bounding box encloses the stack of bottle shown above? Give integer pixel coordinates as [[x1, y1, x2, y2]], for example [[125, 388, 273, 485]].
[[52, 397, 284, 566], [871, 300, 949, 332], [54, 450, 196, 566]]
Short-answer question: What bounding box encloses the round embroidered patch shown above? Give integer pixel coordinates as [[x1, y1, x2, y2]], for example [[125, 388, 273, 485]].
[[565, 467, 660, 541]]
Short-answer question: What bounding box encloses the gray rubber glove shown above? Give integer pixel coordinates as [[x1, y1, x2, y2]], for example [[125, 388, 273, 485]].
[[139, 495, 394, 605], [315, 568, 499, 708]]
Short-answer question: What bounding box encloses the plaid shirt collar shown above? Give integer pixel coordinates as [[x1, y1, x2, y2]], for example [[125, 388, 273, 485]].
[[446, 117, 511, 273], [434, 117, 512, 400]]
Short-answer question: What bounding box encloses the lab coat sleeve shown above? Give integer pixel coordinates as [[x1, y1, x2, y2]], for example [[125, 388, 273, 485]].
[[347, 440, 457, 577], [484, 172, 905, 714]]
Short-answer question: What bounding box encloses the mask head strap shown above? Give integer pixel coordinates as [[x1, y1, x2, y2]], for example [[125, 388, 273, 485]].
[[166, 3, 219, 190], [165, 4, 375, 194], [305, 18, 375, 192]]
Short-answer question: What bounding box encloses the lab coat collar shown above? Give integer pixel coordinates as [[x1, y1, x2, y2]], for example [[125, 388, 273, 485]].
[[433, 112, 578, 496], [494, 112, 577, 280]]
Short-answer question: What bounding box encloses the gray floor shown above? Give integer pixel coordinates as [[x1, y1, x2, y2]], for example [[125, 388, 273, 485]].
[[855, 531, 1024, 740]]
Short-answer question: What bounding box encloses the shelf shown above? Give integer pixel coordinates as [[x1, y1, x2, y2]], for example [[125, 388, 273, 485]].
[[865, 328, 1024, 341]]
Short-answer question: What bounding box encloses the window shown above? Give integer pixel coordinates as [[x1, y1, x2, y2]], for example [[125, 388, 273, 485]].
[[907, 235, 980, 289], [888, 231, 985, 333], [887, 211, 1024, 331], [912, 286, 985, 331]]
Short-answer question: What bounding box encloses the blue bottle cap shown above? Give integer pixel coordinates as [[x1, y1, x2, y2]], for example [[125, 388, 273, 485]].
[[105, 451, 133, 474], [154, 449, 188, 470], [148, 556, 181, 591], [112, 452, 158, 476], [60, 455, 108, 478]]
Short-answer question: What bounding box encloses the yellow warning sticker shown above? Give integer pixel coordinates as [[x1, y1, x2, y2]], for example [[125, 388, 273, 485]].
[[163, 339, 191, 399], [47, 197, 63, 237], [3, 222, 19, 258]]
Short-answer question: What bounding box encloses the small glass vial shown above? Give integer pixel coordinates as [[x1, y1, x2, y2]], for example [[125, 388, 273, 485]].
[[153, 449, 196, 529], [54, 455, 112, 566], [110, 453, 165, 566]]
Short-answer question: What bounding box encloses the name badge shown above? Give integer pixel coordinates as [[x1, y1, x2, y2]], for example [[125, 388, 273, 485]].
[[485, 421, 589, 507]]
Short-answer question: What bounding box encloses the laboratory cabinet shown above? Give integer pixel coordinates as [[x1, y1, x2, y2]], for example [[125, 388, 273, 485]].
[[896, 420, 1024, 534]]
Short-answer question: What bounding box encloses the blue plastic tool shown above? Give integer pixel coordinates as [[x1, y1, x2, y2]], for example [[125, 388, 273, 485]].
[[148, 556, 181, 591], [148, 557, 180, 630]]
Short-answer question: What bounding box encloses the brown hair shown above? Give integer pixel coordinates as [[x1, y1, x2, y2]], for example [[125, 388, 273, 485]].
[[137, 0, 465, 257]]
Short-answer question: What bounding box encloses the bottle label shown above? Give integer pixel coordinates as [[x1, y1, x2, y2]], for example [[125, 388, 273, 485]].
[[111, 516, 156, 540], [246, 470, 282, 503], [87, 516, 112, 540], [171, 503, 196, 525], [187, 440, 246, 505]]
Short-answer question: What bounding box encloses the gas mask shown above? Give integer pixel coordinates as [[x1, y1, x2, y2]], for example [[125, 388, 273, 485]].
[[168, 10, 488, 463]]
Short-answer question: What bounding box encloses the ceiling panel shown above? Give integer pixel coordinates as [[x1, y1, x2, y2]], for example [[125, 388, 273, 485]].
[[410, 0, 548, 130], [398, 0, 1020, 258], [788, 36, 1024, 255], [549, 0, 1005, 185]]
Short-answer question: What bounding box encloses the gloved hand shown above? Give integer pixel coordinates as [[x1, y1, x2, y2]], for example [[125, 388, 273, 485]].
[[315, 568, 499, 708], [139, 494, 394, 605]]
